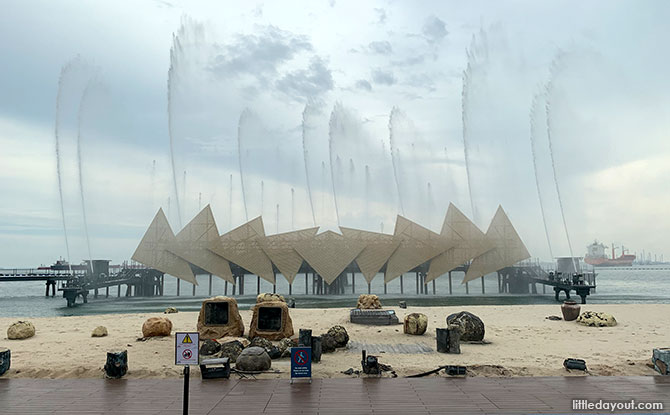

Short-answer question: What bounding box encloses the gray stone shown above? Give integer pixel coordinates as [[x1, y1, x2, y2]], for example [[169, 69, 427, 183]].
[[235, 346, 271, 371], [327, 325, 349, 348], [200, 339, 221, 356], [164, 307, 178, 314], [321, 333, 337, 353], [446, 311, 485, 342], [218, 340, 244, 363], [250, 337, 281, 359], [278, 338, 295, 358]]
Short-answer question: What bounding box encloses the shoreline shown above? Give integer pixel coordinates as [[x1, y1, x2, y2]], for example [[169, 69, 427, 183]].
[[0, 304, 667, 379]]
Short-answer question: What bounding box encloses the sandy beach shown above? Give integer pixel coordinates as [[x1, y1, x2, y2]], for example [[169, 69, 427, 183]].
[[1, 304, 667, 379]]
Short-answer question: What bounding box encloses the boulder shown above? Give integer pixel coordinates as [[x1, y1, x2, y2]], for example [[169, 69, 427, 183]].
[[249, 301, 294, 340], [199, 339, 221, 356], [164, 307, 178, 314], [320, 333, 338, 353], [278, 338, 295, 358], [142, 317, 172, 337], [576, 311, 617, 327], [257, 293, 285, 303], [235, 346, 271, 372], [356, 294, 382, 309], [218, 340, 244, 363], [446, 311, 485, 342], [197, 296, 245, 339], [326, 325, 349, 348], [91, 326, 108, 337], [403, 313, 428, 335], [7, 321, 35, 340], [250, 337, 282, 359]]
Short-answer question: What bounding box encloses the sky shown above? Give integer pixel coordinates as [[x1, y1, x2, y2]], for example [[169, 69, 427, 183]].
[[1, 0, 669, 267]]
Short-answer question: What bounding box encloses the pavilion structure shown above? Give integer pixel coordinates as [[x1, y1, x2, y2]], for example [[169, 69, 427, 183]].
[[131, 203, 530, 288]]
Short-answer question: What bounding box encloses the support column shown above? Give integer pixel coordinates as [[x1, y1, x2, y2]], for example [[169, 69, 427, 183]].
[[177, 279, 181, 296], [352, 272, 356, 294], [400, 274, 404, 294], [161, 275, 164, 296], [384, 280, 387, 294], [240, 274, 245, 295], [192, 282, 196, 296], [497, 272, 502, 293], [415, 271, 419, 294], [208, 274, 213, 296], [367, 281, 371, 294], [117, 284, 121, 297], [106, 286, 109, 298], [465, 280, 469, 294], [289, 283, 292, 295], [257, 275, 261, 295], [305, 272, 309, 295], [432, 279, 436, 295], [448, 271, 452, 295], [224, 280, 228, 296], [482, 277, 485, 294], [273, 272, 277, 294]]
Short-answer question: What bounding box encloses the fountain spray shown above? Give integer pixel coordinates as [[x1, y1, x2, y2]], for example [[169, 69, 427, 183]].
[[237, 110, 250, 221], [328, 105, 342, 226], [388, 107, 406, 216], [167, 33, 183, 229], [529, 92, 554, 259], [301, 103, 317, 226], [76, 80, 95, 266]]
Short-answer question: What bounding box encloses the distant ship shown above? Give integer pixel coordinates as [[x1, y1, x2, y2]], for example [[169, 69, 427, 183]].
[[584, 241, 635, 267]]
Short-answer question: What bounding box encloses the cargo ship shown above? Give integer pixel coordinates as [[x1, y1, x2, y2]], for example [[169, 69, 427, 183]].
[[584, 241, 635, 267]]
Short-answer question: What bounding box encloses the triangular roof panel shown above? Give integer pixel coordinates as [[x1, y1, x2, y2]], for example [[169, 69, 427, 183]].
[[131, 208, 197, 285], [294, 230, 365, 284], [341, 227, 399, 283], [168, 205, 234, 284], [259, 227, 319, 284]]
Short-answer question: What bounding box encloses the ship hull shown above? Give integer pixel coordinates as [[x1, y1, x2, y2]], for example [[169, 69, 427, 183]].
[[584, 255, 635, 267]]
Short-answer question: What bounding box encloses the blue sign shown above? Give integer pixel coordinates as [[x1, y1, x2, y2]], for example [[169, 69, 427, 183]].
[[290, 347, 312, 379]]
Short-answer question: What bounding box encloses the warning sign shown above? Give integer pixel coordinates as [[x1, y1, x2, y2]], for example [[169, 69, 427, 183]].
[[290, 347, 311, 379], [175, 332, 199, 365]]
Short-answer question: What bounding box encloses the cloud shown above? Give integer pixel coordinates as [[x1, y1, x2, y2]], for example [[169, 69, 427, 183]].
[[368, 40, 393, 55], [371, 68, 396, 85], [355, 79, 372, 91], [276, 56, 334, 100], [209, 26, 313, 81], [391, 54, 427, 67], [422, 15, 448, 44], [374, 8, 387, 24]]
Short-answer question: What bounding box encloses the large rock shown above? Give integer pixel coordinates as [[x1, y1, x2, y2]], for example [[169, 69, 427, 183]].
[[576, 311, 617, 327], [199, 339, 221, 356], [235, 346, 271, 371], [278, 338, 295, 358], [91, 326, 108, 337], [403, 313, 428, 335], [7, 321, 35, 340], [218, 340, 244, 363], [356, 294, 382, 309], [250, 337, 282, 359], [249, 301, 294, 340], [326, 325, 349, 348], [446, 311, 485, 342], [320, 333, 338, 353], [197, 296, 245, 339], [257, 293, 285, 303], [142, 317, 172, 337]]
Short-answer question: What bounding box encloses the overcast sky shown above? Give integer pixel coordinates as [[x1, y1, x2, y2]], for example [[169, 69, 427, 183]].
[[1, 0, 669, 267]]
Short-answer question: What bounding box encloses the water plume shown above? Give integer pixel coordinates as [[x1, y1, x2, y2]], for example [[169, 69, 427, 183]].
[[529, 92, 554, 259], [301, 103, 317, 226], [388, 107, 406, 216], [76, 79, 96, 265]]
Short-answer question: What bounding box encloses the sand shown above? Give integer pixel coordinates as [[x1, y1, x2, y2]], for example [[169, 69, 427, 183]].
[[0, 304, 667, 379]]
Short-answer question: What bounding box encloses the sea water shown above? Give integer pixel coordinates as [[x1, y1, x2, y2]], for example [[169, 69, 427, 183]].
[[0, 266, 668, 318]]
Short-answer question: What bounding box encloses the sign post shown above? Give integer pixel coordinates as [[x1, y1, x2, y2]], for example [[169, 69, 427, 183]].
[[175, 332, 199, 415], [290, 346, 312, 384]]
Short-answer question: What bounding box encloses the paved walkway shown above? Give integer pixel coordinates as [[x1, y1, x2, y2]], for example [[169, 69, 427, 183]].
[[1, 376, 669, 414]]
